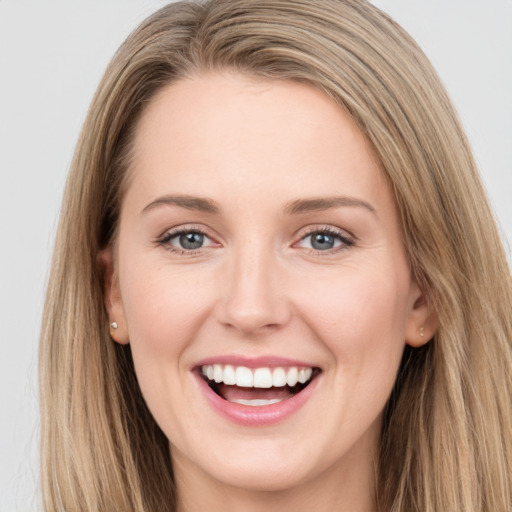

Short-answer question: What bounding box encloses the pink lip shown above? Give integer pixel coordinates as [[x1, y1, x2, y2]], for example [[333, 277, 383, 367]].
[[193, 361, 320, 427], [194, 355, 317, 369]]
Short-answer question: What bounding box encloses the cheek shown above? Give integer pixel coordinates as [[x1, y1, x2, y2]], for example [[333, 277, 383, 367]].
[[117, 260, 213, 434], [295, 266, 411, 434], [119, 257, 213, 354], [297, 263, 411, 364]]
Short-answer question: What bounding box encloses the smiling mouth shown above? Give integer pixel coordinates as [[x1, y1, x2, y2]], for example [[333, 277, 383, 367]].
[[200, 364, 321, 406]]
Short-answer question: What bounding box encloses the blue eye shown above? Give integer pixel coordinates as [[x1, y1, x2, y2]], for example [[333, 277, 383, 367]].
[[177, 232, 205, 250], [159, 229, 216, 252], [310, 232, 336, 250], [298, 229, 353, 252]]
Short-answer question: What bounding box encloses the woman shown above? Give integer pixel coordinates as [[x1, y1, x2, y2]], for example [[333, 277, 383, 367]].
[[39, 1, 512, 510]]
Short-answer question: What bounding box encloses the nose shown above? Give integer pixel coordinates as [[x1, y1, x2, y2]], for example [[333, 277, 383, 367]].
[[215, 243, 292, 336]]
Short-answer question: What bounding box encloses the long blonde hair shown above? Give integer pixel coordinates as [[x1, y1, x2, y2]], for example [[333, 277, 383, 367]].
[[40, 1, 512, 510]]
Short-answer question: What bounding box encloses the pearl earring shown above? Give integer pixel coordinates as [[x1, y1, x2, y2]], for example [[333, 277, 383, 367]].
[[109, 322, 118, 337]]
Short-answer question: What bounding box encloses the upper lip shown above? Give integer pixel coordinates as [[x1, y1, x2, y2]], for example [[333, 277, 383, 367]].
[[193, 355, 319, 370]]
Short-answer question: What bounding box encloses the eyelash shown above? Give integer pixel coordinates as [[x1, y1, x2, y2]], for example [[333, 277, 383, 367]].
[[295, 226, 355, 254], [156, 225, 355, 255], [156, 226, 216, 255]]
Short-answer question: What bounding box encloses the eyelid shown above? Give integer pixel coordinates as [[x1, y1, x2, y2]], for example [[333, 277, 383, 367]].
[[293, 224, 355, 252], [155, 223, 354, 255], [155, 224, 221, 253]]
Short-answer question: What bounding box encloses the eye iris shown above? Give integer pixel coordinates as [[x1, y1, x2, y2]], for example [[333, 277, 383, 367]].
[[311, 232, 335, 250], [179, 232, 204, 250]]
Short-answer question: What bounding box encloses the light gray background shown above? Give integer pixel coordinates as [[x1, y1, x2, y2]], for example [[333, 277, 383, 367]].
[[0, 1, 511, 511]]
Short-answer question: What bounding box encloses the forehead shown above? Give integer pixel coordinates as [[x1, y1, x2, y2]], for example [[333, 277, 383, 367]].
[[125, 72, 388, 209]]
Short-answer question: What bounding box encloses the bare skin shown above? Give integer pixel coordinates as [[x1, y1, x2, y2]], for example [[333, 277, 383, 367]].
[[103, 72, 434, 512]]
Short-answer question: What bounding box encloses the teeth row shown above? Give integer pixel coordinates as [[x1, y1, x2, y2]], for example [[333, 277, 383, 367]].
[[201, 365, 313, 388], [231, 398, 283, 406]]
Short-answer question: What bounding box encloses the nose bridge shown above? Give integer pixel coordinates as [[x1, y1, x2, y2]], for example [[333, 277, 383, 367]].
[[218, 234, 290, 334]]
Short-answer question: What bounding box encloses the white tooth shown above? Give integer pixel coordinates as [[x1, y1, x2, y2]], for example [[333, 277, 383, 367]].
[[286, 367, 298, 386], [235, 366, 253, 387], [202, 365, 208, 377], [213, 364, 223, 383], [206, 365, 214, 380], [298, 367, 313, 384], [231, 398, 283, 406], [272, 367, 287, 387], [223, 365, 236, 385], [253, 367, 273, 388]]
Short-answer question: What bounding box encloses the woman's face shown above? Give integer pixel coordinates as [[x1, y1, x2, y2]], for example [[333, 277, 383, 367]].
[[105, 73, 430, 497]]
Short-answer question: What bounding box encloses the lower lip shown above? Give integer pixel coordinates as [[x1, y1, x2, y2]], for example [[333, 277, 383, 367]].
[[195, 371, 319, 426]]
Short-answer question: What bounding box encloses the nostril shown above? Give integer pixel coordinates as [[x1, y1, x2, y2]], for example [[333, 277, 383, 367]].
[[217, 291, 292, 334], [217, 302, 291, 335]]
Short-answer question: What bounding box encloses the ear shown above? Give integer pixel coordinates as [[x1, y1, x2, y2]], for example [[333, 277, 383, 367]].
[[97, 247, 129, 345], [405, 280, 437, 348]]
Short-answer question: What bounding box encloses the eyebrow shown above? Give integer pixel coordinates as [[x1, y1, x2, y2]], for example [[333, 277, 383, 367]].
[[141, 195, 220, 215], [283, 197, 376, 216], [141, 194, 376, 216]]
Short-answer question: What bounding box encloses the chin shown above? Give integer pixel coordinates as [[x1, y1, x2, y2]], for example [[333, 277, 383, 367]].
[[202, 456, 317, 493]]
